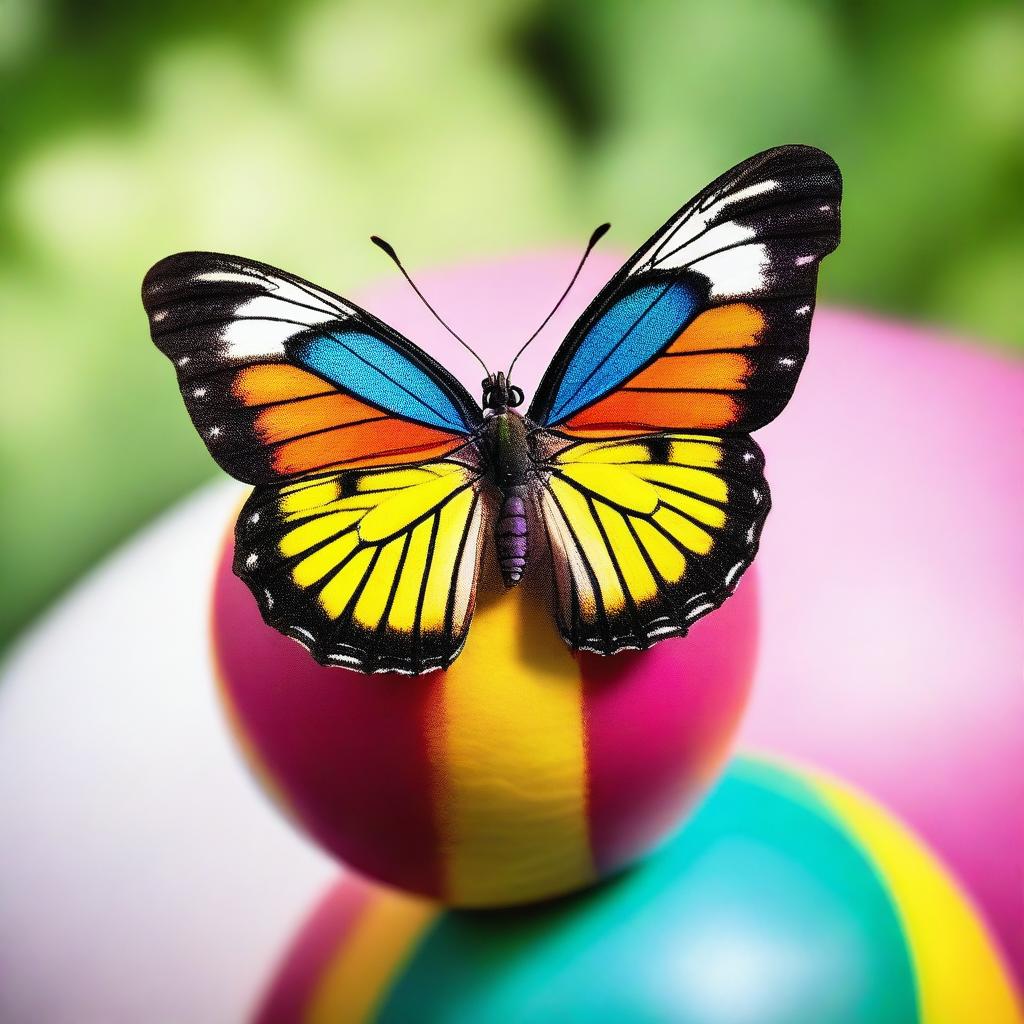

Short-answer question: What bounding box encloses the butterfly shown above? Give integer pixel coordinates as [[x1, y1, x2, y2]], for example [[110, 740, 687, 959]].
[[143, 145, 841, 674]]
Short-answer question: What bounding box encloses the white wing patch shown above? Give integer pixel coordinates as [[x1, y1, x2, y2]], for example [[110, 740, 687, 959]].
[[637, 176, 783, 274], [694, 243, 771, 299], [715, 178, 779, 212], [649, 221, 757, 272], [172, 260, 365, 367]]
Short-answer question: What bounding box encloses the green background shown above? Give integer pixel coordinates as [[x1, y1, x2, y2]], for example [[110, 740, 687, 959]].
[[2, 0, 1022, 650]]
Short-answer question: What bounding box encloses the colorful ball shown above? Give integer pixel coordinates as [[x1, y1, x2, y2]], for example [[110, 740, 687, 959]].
[[213, 537, 758, 907], [254, 756, 1022, 1024]]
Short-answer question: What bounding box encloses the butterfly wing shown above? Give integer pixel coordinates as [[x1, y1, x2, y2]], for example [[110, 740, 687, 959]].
[[143, 252, 489, 672], [527, 146, 841, 651], [143, 251, 482, 484], [527, 145, 841, 437], [235, 459, 489, 673], [535, 432, 767, 654]]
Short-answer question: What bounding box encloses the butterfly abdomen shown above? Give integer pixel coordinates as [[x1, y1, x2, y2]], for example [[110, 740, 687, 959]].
[[497, 485, 529, 586]]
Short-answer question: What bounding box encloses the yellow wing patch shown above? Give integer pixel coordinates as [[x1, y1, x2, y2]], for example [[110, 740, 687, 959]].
[[235, 460, 488, 673], [538, 432, 768, 655]]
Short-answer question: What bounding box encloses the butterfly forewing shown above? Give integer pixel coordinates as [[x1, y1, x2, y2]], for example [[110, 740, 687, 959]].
[[528, 145, 841, 437], [143, 251, 482, 485]]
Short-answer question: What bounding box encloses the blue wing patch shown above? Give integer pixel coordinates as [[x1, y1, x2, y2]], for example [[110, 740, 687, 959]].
[[290, 330, 472, 432], [546, 282, 698, 425]]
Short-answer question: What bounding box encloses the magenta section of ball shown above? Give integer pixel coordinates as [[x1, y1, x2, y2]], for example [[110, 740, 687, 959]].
[[582, 573, 759, 875], [213, 537, 447, 898]]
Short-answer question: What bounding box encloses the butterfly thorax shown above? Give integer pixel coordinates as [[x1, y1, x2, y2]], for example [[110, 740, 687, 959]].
[[482, 401, 534, 588]]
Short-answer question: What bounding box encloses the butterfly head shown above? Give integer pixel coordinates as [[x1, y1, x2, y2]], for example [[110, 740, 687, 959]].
[[482, 372, 525, 414]]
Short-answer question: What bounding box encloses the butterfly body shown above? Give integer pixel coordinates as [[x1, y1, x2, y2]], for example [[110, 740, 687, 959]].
[[479, 371, 536, 586], [482, 407, 534, 586], [144, 145, 841, 674]]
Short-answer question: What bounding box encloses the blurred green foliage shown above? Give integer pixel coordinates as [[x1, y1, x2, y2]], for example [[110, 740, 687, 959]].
[[1, 0, 1021, 648]]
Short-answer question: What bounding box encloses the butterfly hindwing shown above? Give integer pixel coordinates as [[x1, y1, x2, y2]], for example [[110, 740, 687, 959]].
[[235, 457, 490, 673], [528, 146, 841, 437], [143, 251, 482, 485], [535, 432, 768, 654]]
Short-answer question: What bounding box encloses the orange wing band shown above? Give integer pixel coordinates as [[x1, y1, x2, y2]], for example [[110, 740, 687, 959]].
[[232, 364, 336, 405], [559, 303, 768, 437], [229, 362, 465, 476]]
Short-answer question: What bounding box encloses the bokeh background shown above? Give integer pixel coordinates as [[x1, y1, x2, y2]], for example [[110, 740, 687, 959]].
[[2, 0, 1022, 651]]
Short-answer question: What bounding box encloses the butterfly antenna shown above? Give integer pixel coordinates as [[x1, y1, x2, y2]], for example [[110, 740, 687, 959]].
[[507, 222, 611, 380], [370, 235, 491, 377]]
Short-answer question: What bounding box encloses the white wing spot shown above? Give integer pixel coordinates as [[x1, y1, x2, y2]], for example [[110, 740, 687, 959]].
[[796, 304, 812, 316], [725, 561, 745, 587], [648, 625, 677, 638], [193, 387, 207, 398], [207, 426, 222, 438], [328, 652, 361, 665], [249, 512, 260, 525], [720, 179, 778, 208], [245, 552, 258, 568], [198, 270, 256, 286], [778, 356, 797, 368], [795, 255, 815, 266]]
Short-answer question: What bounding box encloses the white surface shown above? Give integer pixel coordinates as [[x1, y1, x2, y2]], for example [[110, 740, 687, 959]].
[[0, 483, 338, 1024]]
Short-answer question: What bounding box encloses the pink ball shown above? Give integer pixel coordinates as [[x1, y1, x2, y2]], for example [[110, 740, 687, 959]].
[[212, 252, 760, 908], [735, 308, 1024, 979]]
